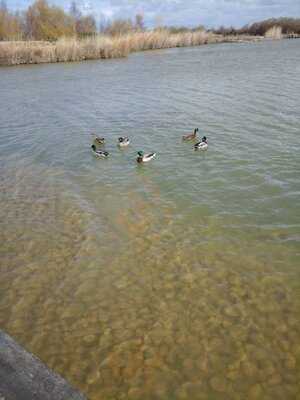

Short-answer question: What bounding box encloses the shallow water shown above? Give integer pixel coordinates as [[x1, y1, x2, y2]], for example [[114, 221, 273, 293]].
[[0, 40, 300, 399]]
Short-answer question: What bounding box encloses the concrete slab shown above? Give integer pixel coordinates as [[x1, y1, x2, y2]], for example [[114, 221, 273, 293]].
[[0, 330, 87, 400]]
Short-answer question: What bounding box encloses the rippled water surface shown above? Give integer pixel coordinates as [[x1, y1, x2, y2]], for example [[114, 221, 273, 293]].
[[1, 40, 300, 399]]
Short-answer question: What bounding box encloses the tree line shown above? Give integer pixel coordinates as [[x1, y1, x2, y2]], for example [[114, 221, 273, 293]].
[[214, 18, 300, 36], [1, 0, 300, 42], [0, 0, 145, 41]]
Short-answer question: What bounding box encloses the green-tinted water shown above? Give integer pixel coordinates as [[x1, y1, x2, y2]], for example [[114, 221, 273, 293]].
[[0, 40, 300, 399]]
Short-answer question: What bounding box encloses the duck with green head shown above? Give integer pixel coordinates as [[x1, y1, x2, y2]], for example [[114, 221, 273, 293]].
[[194, 136, 208, 150]]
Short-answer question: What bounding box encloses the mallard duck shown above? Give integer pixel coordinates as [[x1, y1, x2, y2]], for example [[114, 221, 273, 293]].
[[91, 144, 109, 158], [118, 137, 130, 147], [182, 128, 198, 141], [194, 136, 208, 150], [136, 151, 156, 163], [93, 136, 105, 145]]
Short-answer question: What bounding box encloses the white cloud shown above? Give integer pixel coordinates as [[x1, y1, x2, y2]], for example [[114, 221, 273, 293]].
[[13, 0, 300, 27]]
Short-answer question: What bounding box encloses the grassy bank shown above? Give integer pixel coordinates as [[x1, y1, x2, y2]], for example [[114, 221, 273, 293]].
[[0, 31, 264, 66]]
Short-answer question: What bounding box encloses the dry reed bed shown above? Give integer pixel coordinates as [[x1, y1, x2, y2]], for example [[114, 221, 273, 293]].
[[0, 31, 262, 66]]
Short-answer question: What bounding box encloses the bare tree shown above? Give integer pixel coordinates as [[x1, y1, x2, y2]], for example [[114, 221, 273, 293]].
[[69, 0, 81, 20], [105, 18, 134, 36], [0, 0, 7, 12], [135, 13, 144, 31], [25, 0, 75, 40], [0, 0, 23, 40], [76, 14, 97, 36]]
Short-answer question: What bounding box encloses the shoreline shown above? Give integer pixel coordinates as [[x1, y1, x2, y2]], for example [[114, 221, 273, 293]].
[[0, 32, 265, 67], [0, 329, 86, 400]]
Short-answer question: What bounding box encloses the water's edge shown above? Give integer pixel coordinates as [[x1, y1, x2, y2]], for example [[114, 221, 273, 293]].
[[0, 34, 265, 67], [0, 329, 86, 400]]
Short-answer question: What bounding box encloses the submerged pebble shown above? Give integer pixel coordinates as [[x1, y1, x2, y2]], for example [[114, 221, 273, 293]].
[[209, 376, 228, 393], [248, 384, 263, 399]]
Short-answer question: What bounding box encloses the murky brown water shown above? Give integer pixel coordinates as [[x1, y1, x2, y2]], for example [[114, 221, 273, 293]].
[[1, 40, 300, 399]]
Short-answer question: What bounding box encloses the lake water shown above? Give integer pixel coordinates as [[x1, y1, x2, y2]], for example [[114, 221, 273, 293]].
[[0, 39, 300, 399]]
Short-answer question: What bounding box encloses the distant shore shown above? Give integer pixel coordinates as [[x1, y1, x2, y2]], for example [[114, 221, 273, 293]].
[[0, 31, 265, 67]]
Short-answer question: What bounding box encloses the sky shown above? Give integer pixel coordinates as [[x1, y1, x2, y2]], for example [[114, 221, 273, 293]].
[[9, 0, 300, 28]]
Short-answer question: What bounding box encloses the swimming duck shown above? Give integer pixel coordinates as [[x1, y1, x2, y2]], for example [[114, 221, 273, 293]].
[[182, 128, 199, 141], [91, 144, 109, 158], [118, 137, 130, 147], [136, 151, 156, 163], [194, 136, 208, 150], [93, 136, 105, 145]]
